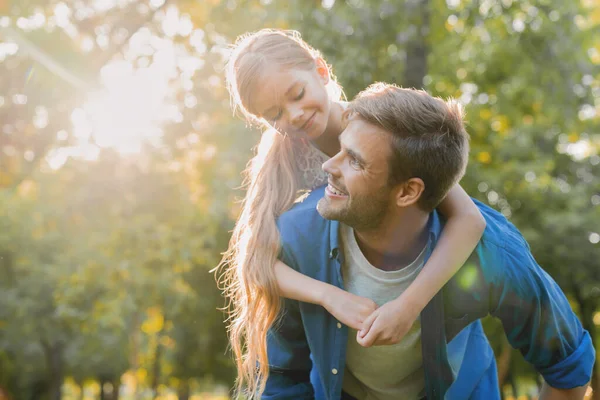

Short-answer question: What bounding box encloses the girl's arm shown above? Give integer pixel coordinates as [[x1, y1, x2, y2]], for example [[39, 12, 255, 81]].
[[404, 183, 486, 312], [357, 184, 486, 347], [274, 259, 377, 330]]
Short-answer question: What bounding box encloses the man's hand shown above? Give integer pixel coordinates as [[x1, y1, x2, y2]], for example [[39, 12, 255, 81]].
[[356, 296, 420, 347], [321, 287, 378, 331]]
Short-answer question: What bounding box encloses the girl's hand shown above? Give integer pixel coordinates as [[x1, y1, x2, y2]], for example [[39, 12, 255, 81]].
[[321, 286, 378, 331], [356, 296, 420, 347]]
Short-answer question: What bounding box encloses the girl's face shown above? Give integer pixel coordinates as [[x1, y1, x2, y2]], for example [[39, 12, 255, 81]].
[[248, 59, 332, 140]]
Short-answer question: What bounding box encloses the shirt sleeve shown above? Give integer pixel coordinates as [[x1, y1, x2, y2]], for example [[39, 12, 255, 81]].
[[262, 242, 314, 399], [487, 237, 595, 389]]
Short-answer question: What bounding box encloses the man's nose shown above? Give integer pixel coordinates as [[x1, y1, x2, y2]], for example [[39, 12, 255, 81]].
[[322, 152, 341, 175]]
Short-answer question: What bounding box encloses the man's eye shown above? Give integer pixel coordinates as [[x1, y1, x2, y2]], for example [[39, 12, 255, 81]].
[[294, 88, 305, 100], [350, 157, 361, 169]]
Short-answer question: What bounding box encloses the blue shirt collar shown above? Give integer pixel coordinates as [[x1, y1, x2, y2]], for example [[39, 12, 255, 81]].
[[328, 209, 444, 259]]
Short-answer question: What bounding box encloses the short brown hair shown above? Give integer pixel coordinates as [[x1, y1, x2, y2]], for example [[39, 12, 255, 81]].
[[349, 83, 469, 212]]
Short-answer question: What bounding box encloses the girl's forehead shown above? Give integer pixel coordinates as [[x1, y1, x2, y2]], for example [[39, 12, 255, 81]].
[[249, 66, 310, 115]]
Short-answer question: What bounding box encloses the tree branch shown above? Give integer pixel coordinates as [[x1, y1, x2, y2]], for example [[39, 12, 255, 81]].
[[94, 0, 170, 69]]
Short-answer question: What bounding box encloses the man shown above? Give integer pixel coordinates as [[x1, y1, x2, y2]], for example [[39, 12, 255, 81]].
[[265, 83, 594, 400]]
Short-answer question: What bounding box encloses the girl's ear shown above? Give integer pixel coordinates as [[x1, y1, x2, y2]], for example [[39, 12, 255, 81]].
[[315, 57, 330, 85]]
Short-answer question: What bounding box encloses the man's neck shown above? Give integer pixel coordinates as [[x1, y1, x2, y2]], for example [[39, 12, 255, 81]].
[[353, 209, 430, 272]]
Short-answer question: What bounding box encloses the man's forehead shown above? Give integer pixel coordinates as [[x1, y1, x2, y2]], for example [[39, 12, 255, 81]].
[[340, 118, 391, 158], [340, 118, 386, 142]]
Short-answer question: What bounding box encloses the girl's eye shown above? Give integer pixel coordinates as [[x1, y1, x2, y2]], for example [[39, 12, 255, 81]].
[[270, 110, 283, 122], [294, 88, 305, 101]]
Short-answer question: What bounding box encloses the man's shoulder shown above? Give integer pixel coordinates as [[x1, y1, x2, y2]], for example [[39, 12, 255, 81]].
[[473, 198, 529, 253], [469, 198, 538, 284], [444, 199, 539, 317], [277, 186, 329, 241], [278, 186, 325, 225]]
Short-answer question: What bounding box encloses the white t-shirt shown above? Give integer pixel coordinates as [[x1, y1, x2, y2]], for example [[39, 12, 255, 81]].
[[340, 223, 427, 400]]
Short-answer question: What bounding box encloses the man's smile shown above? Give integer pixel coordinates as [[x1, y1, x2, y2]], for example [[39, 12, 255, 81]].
[[326, 181, 348, 198]]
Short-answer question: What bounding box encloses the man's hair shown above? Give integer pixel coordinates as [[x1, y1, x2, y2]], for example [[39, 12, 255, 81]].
[[349, 83, 469, 212]]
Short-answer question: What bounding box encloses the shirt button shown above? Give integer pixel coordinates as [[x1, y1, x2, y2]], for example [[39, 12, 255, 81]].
[[337, 322, 342, 329], [332, 368, 338, 375]]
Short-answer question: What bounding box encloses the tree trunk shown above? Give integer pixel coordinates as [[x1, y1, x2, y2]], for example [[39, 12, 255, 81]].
[[76, 380, 84, 400], [150, 337, 163, 399], [508, 371, 518, 397], [403, 0, 430, 89], [29, 379, 48, 400], [100, 379, 107, 400], [573, 289, 598, 399], [150, 309, 168, 400], [112, 378, 121, 400], [100, 379, 121, 400], [129, 312, 142, 400], [177, 380, 190, 400], [41, 341, 64, 400], [496, 334, 512, 388]]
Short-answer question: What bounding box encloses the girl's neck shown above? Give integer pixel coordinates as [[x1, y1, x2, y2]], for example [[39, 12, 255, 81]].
[[311, 101, 345, 157]]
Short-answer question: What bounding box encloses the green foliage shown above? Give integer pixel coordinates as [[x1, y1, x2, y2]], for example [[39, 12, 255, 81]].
[[0, 0, 599, 397]]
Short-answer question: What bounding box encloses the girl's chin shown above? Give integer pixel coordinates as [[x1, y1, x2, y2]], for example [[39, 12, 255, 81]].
[[306, 116, 327, 140]]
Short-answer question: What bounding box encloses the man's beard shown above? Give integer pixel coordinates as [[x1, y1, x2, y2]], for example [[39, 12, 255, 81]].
[[317, 187, 390, 231]]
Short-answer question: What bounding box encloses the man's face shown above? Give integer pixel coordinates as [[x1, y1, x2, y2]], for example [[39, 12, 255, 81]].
[[317, 117, 395, 230]]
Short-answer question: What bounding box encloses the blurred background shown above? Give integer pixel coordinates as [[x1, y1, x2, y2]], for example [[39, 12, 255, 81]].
[[0, 0, 598, 399]]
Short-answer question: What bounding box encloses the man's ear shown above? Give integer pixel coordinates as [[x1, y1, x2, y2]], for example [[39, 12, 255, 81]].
[[315, 57, 330, 85], [395, 178, 425, 208], [341, 109, 356, 130]]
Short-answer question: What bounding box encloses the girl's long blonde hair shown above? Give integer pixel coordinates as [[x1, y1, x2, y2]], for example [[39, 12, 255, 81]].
[[218, 29, 343, 398]]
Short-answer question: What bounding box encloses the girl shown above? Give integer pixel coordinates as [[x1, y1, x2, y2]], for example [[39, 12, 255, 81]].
[[219, 29, 486, 398]]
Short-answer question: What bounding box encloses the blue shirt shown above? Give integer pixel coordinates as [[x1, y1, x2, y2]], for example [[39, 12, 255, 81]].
[[265, 186, 594, 400]]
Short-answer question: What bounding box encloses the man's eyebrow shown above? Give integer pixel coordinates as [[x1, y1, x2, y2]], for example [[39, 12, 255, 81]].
[[259, 81, 300, 117], [345, 146, 366, 165]]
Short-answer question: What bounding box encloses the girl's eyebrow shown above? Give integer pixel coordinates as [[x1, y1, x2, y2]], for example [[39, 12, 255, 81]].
[[260, 81, 301, 116]]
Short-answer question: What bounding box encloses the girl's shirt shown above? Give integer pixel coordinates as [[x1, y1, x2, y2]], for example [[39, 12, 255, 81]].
[[297, 139, 329, 190], [297, 101, 349, 191]]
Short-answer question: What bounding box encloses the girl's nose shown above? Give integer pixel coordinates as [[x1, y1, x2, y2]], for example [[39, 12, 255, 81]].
[[288, 106, 304, 126]]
